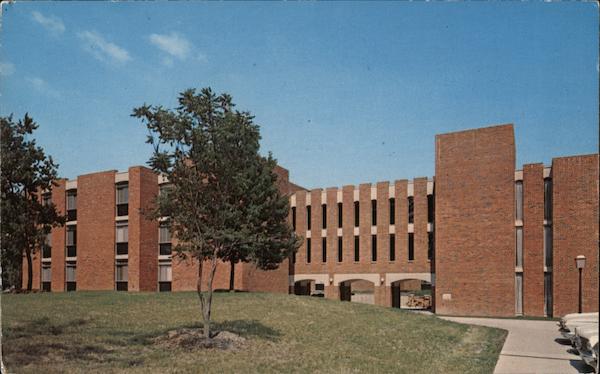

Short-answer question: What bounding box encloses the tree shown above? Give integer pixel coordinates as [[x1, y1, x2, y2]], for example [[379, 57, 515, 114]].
[[0, 114, 65, 291], [132, 87, 300, 339]]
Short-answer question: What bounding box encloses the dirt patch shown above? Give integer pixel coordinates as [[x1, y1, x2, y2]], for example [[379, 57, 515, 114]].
[[153, 328, 247, 351]]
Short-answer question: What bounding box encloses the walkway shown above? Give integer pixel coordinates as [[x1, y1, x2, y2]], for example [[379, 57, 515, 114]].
[[441, 317, 594, 374]]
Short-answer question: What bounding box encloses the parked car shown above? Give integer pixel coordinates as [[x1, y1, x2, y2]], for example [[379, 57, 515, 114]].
[[559, 312, 598, 327], [574, 324, 599, 349], [558, 313, 598, 341], [575, 328, 599, 373]]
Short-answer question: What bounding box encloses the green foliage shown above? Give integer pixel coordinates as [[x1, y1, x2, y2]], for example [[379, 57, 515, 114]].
[[0, 114, 65, 290], [132, 87, 300, 336]]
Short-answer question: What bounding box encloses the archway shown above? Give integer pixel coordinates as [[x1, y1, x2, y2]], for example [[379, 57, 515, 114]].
[[391, 279, 432, 310], [293, 279, 325, 297], [339, 279, 375, 304]]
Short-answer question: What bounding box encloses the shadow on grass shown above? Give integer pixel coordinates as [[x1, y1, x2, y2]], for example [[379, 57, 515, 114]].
[[129, 319, 281, 346], [6, 316, 88, 338]]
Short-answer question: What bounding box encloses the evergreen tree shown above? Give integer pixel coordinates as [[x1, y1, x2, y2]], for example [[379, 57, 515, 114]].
[[132, 88, 299, 338], [0, 114, 65, 290]]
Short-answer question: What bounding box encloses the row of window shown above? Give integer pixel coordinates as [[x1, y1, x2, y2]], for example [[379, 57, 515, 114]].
[[40, 261, 171, 292], [514, 178, 552, 222], [41, 220, 172, 260], [294, 233, 434, 264], [44, 182, 129, 222], [292, 195, 434, 231], [514, 177, 553, 316]]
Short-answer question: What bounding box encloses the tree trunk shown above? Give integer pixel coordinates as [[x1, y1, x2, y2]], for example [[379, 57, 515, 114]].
[[197, 255, 219, 339], [25, 248, 32, 291], [229, 260, 235, 292]]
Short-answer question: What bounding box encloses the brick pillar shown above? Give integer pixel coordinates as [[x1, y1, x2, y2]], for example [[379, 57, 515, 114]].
[[325, 285, 339, 300], [374, 285, 389, 307], [51, 179, 66, 292]]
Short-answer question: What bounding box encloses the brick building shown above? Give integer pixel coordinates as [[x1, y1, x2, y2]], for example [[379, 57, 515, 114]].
[[24, 124, 598, 317]]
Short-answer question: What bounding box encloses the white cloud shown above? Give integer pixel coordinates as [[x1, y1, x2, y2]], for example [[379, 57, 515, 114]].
[[26, 77, 60, 99], [77, 30, 132, 65], [149, 32, 191, 60], [148, 32, 207, 66], [0, 62, 15, 76], [31, 11, 65, 35]]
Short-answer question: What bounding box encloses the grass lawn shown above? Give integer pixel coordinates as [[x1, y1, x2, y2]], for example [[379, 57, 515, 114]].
[[2, 292, 507, 373]]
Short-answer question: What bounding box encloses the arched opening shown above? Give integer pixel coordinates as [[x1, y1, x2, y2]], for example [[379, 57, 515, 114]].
[[391, 279, 432, 310], [294, 280, 325, 297], [339, 279, 375, 304]]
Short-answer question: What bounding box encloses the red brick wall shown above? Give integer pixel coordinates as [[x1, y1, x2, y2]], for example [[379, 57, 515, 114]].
[[244, 260, 289, 293], [395, 180, 408, 269], [172, 254, 198, 291], [77, 170, 116, 290], [51, 179, 66, 292], [552, 154, 599, 317], [413, 178, 430, 272], [522, 163, 545, 316], [435, 124, 516, 317], [128, 167, 159, 291]]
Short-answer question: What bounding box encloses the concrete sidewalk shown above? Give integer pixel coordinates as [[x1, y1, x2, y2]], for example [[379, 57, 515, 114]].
[[441, 316, 594, 374]]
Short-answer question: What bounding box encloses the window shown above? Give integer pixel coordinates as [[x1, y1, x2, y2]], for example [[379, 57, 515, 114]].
[[158, 184, 173, 217], [544, 273, 553, 317], [292, 249, 296, 264], [408, 196, 414, 224], [371, 200, 377, 226], [159, 183, 172, 196], [543, 226, 552, 267], [158, 262, 172, 292], [337, 203, 343, 228], [116, 183, 129, 216], [66, 190, 77, 221], [427, 232, 434, 260], [159, 223, 172, 255], [337, 237, 343, 262], [66, 262, 76, 291], [371, 235, 377, 261], [42, 263, 51, 291], [408, 233, 414, 261], [354, 236, 359, 262], [322, 204, 327, 229], [116, 260, 128, 291], [292, 207, 296, 230], [306, 206, 311, 230], [42, 193, 51, 206], [42, 233, 51, 259], [389, 234, 396, 261], [66, 226, 77, 257], [322, 238, 327, 263], [354, 201, 359, 227], [516, 227, 523, 267], [306, 239, 311, 263], [389, 198, 395, 225], [116, 222, 128, 255], [515, 181, 523, 221], [544, 178, 552, 221], [515, 273, 523, 315], [427, 194, 434, 223]]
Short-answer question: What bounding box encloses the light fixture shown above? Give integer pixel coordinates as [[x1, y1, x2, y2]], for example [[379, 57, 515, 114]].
[[576, 255, 586, 313]]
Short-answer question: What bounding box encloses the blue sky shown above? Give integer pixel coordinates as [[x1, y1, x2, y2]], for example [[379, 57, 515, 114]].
[[1, 2, 597, 189]]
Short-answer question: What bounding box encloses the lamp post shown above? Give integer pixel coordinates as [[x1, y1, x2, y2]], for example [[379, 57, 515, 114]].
[[575, 255, 586, 313]]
